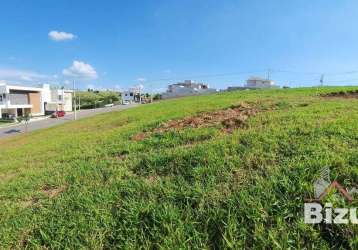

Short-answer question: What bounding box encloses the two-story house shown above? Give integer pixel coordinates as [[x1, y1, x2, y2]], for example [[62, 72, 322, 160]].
[[161, 80, 217, 99], [42, 84, 73, 114], [245, 77, 277, 89], [0, 84, 43, 119], [0, 83, 73, 119]]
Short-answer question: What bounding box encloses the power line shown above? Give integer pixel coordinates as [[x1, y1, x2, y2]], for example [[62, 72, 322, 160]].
[[273, 69, 358, 76], [272, 69, 321, 75], [325, 78, 358, 83], [325, 70, 358, 76]]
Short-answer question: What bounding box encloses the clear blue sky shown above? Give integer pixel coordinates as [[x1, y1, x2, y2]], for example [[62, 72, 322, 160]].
[[1, 0, 358, 92]]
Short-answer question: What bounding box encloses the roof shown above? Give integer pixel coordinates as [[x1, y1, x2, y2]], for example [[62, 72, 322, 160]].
[[305, 180, 354, 203], [170, 82, 207, 87], [247, 76, 274, 82], [0, 82, 72, 92], [51, 88, 73, 93], [3, 84, 43, 92]]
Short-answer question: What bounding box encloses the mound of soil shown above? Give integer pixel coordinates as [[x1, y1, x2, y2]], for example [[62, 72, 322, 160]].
[[155, 103, 257, 133], [131, 102, 258, 141], [321, 90, 358, 98]]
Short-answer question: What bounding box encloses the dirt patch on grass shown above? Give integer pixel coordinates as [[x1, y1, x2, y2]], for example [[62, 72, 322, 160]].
[[41, 184, 67, 199], [132, 102, 258, 141], [131, 132, 148, 141], [145, 175, 158, 185], [19, 185, 67, 208], [0, 172, 17, 182], [111, 150, 130, 161], [321, 90, 358, 98], [20, 197, 40, 208]]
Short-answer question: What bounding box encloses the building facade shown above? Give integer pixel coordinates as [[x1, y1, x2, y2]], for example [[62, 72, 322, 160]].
[[122, 87, 141, 103], [245, 77, 277, 89], [0, 83, 73, 119], [161, 80, 217, 99], [42, 84, 73, 114]]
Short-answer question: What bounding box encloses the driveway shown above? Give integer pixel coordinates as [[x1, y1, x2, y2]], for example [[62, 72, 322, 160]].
[[0, 104, 138, 138]]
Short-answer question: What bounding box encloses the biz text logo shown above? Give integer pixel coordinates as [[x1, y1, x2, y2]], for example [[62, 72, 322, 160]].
[[304, 167, 358, 224]]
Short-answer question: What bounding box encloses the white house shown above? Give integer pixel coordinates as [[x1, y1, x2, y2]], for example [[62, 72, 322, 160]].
[[122, 87, 141, 103], [0, 84, 43, 119], [161, 80, 217, 99], [0, 82, 73, 119], [245, 77, 277, 89], [42, 84, 73, 113]]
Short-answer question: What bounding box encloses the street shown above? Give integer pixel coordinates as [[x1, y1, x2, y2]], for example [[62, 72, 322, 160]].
[[0, 104, 138, 138]]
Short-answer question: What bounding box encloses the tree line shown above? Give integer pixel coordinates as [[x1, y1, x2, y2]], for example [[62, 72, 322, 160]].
[[75, 90, 121, 109]]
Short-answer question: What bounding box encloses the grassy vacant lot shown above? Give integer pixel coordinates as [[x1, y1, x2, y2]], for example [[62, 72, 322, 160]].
[[0, 87, 357, 249]]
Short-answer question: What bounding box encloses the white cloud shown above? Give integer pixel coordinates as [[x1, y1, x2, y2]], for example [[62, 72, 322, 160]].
[[137, 77, 146, 82], [48, 30, 77, 41], [0, 69, 49, 82], [62, 60, 98, 79]]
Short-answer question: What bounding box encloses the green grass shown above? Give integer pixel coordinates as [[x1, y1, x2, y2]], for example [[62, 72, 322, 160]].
[[0, 119, 14, 127], [0, 87, 357, 249]]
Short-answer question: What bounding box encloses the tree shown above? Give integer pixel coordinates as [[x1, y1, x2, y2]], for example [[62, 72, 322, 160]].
[[17, 113, 31, 133], [76, 90, 121, 109], [153, 93, 162, 100]]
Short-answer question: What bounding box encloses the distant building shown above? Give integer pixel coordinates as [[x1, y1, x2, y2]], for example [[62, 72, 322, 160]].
[[226, 86, 250, 91], [161, 80, 217, 99], [122, 87, 141, 103], [245, 77, 277, 89]]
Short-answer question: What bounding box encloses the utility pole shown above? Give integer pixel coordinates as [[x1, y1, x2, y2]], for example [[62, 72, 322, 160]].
[[78, 94, 81, 111], [139, 87, 141, 104], [73, 80, 77, 120], [320, 74, 324, 87], [267, 69, 271, 80]]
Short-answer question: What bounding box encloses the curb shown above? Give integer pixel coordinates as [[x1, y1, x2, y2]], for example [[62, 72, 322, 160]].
[[0, 116, 51, 129]]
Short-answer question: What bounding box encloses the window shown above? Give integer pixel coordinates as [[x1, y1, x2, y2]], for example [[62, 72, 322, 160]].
[[130, 92, 133, 96], [58, 95, 63, 101], [0, 95, 2, 102]]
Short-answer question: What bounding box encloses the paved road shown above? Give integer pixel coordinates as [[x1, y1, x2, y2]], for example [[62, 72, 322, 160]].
[[0, 104, 138, 138]]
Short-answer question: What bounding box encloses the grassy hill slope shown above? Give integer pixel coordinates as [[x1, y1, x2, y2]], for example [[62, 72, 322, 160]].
[[0, 87, 357, 249]]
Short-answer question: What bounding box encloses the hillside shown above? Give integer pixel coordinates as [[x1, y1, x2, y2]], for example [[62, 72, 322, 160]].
[[0, 87, 357, 249]]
